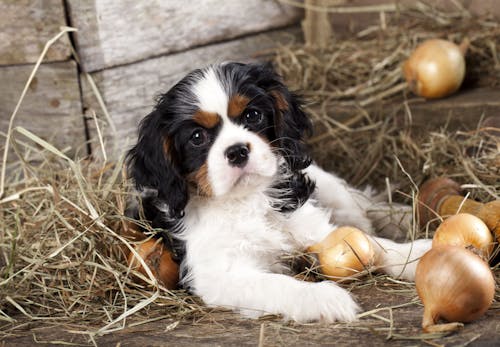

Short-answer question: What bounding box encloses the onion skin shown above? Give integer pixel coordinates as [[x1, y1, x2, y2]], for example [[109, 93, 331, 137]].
[[480, 200, 500, 245], [127, 239, 179, 289], [417, 177, 500, 240], [417, 177, 462, 228], [415, 246, 495, 331], [307, 226, 375, 279], [433, 213, 494, 260], [403, 39, 467, 99]]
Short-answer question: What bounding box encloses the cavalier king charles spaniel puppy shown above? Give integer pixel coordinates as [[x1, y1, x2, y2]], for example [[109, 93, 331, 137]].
[[126, 62, 431, 322]]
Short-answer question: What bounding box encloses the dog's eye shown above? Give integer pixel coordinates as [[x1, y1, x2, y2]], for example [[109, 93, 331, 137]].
[[190, 129, 208, 146], [243, 110, 263, 125]]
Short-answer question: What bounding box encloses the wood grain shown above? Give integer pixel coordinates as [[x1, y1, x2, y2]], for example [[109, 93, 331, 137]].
[[302, 0, 332, 47], [0, 0, 71, 65], [321, 88, 500, 131], [0, 61, 86, 159], [67, 0, 301, 72]]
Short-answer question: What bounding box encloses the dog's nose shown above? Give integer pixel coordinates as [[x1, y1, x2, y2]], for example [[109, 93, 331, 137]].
[[225, 143, 249, 167]]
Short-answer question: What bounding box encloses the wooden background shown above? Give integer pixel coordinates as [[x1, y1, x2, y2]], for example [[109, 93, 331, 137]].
[[0, 0, 301, 161], [1, 0, 498, 162]]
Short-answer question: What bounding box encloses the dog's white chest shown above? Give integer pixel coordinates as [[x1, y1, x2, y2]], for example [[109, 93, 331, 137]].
[[182, 195, 295, 268]]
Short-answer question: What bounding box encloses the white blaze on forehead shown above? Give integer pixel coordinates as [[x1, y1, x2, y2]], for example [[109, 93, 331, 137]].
[[192, 67, 229, 119]]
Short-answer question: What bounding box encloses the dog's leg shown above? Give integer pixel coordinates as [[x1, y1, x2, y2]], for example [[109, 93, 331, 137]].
[[285, 200, 431, 281], [370, 237, 432, 281], [283, 201, 335, 248], [304, 164, 374, 233], [190, 266, 360, 322]]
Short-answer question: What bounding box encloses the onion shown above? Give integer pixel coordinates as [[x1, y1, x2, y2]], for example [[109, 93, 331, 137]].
[[433, 213, 494, 260], [483, 200, 500, 245], [307, 226, 375, 279], [403, 39, 468, 99], [415, 245, 495, 332], [127, 239, 179, 289]]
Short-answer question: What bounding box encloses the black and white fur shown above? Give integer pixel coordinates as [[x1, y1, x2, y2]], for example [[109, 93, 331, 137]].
[[127, 62, 431, 322]]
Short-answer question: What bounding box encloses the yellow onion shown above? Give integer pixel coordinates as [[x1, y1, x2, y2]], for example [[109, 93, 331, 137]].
[[481, 200, 500, 245], [307, 226, 375, 279], [403, 39, 467, 99], [415, 245, 495, 332], [433, 213, 494, 260], [127, 239, 179, 289]]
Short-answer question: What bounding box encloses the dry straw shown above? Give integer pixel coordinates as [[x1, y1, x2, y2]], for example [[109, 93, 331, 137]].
[[1, 1, 499, 344], [0, 28, 206, 342], [273, 1, 499, 201]]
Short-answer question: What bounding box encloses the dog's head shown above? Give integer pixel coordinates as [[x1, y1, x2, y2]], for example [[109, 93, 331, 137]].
[[127, 62, 312, 218]]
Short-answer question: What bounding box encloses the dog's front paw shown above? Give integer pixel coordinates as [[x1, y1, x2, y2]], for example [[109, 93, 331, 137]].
[[287, 282, 360, 323], [314, 282, 360, 323]]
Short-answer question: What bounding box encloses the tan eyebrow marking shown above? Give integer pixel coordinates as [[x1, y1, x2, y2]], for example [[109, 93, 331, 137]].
[[193, 110, 221, 128], [228, 94, 250, 118]]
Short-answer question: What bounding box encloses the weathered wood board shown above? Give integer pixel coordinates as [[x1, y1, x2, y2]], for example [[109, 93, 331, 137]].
[[67, 0, 301, 72], [81, 28, 301, 155], [2, 284, 499, 346], [0, 0, 71, 65], [403, 88, 500, 130], [0, 61, 86, 160], [312, 87, 500, 172], [315, 0, 500, 34]]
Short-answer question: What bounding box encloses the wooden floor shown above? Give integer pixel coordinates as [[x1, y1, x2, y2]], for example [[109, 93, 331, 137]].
[[2, 283, 499, 346]]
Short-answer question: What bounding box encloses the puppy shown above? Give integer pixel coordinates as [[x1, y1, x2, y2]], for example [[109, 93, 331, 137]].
[[126, 62, 431, 322]]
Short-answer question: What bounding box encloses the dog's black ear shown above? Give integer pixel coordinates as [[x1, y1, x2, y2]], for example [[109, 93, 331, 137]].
[[252, 64, 313, 171], [270, 84, 313, 171], [126, 110, 188, 219]]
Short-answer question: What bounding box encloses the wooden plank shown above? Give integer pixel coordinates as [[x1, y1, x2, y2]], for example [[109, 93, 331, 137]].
[[302, 0, 333, 47], [2, 285, 500, 346], [67, 0, 301, 72], [0, 0, 71, 65], [0, 61, 85, 159], [317, 88, 500, 135], [81, 28, 301, 154], [323, 0, 500, 34], [467, 0, 500, 18], [403, 88, 500, 130]]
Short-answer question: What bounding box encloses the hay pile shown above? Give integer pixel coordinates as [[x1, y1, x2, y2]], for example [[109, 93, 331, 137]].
[[0, 149, 205, 340], [274, 1, 500, 200], [276, 1, 500, 104], [0, 1, 499, 343]]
